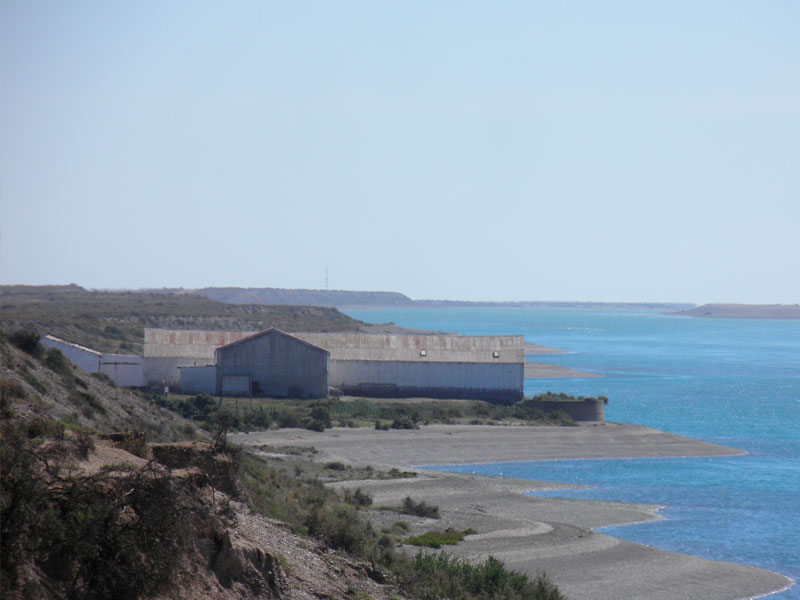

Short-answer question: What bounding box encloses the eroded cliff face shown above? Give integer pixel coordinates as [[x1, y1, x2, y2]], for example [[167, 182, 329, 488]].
[[0, 421, 405, 600]]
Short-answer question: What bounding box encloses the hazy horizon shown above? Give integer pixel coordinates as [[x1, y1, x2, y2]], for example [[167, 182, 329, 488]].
[[0, 280, 783, 307], [2, 2, 798, 304]]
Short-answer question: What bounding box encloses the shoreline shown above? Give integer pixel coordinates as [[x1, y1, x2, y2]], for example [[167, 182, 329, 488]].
[[231, 424, 793, 600]]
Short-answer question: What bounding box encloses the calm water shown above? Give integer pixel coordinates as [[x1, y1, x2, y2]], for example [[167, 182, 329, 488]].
[[344, 307, 800, 598]]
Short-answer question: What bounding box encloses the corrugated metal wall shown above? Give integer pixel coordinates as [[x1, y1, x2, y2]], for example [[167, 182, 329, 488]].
[[144, 357, 215, 387], [331, 360, 523, 402], [179, 365, 217, 394], [216, 332, 329, 398], [100, 354, 144, 387]]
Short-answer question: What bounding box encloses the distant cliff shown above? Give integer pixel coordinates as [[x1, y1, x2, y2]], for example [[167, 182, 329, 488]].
[[194, 287, 416, 307], [416, 299, 695, 311], [672, 303, 800, 320], [192, 287, 694, 312]]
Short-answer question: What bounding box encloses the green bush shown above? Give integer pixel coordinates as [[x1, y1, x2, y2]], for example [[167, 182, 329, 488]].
[[406, 529, 471, 548], [305, 504, 374, 556], [8, 330, 43, 358], [44, 348, 72, 379], [399, 496, 440, 519], [0, 379, 27, 401], [398, 553, 565, 600], [242, 406, 272, 430], [275, 408, 302, 429], [303, 417, 327, 432], [391, 416, 418, 430], [309, 405, 331, 427], [342, 487, 373, 507]]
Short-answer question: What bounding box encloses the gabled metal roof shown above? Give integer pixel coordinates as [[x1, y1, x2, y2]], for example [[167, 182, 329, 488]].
[[215, 328, 329, 355]]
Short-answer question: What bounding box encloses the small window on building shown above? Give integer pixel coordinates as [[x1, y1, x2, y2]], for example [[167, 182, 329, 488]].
[[492, 351, 500, 358], [420, 350, 427, 357]]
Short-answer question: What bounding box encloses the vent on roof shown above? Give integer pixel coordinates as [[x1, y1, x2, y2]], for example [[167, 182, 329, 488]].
[[419, 350, 427, 357], [492, 351, 500, 358]]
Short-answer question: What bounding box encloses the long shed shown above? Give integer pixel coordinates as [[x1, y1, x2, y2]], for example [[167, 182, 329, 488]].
[[41, 335, 144, 387]]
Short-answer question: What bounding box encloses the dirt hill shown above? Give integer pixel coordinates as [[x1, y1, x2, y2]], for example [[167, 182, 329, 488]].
[[1, 285, 365, 354], [194, 287, 415, 307], [0, 335, 408, 600]]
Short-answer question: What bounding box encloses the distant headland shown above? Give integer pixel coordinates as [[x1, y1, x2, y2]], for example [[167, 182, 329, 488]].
[[190, 287, 694, 312], [671, 303, 800, 320]]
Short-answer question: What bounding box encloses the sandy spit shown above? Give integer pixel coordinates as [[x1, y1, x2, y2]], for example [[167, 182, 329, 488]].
[[231, 424, 794, 600]]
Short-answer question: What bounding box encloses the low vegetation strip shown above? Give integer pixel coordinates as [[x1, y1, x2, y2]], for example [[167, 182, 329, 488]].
[[240, 448, 566, 600], [155, 392, 590, 434], [406, 528, 477, 548], [399, 553, 565, 600]]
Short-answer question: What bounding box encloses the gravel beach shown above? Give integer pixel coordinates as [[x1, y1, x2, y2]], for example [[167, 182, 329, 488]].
[[231, 424, 794, 600]]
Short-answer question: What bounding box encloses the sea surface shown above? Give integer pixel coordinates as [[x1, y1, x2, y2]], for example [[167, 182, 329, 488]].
[[343, 307, 800, 598]]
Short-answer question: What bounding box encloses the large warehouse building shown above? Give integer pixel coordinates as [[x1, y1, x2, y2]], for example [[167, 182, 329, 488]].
[[146, 328, 524, 401]]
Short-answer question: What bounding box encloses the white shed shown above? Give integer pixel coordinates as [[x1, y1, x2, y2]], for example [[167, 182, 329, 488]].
[[41, 335, 144, 387]]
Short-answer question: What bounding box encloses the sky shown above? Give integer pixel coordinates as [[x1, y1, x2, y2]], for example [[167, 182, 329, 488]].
[[2, 1, 799, 304]]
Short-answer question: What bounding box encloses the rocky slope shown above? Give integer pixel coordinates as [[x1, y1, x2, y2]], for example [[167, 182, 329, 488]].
[[0, 335, 407, 600]]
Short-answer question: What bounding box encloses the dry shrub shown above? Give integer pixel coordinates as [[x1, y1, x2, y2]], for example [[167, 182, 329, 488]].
[[1, 417, 204, 600]]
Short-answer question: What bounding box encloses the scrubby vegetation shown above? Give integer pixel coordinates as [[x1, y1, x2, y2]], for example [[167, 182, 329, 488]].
[[0, 284, 364, 354], [396, 496, 441, 519], [154, 393, 587, 434], [406, 528, 477, 548], [0, 417, 210, 599], [398, 553, 565, 600], [239, 449, 565, 600]]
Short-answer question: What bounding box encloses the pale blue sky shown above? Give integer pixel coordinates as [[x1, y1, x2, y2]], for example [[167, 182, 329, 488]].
[[2, 1, 799, 303]]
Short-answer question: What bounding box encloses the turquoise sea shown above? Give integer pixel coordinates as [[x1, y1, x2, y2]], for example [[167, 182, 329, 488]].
[[343, 307, 800, 598]]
